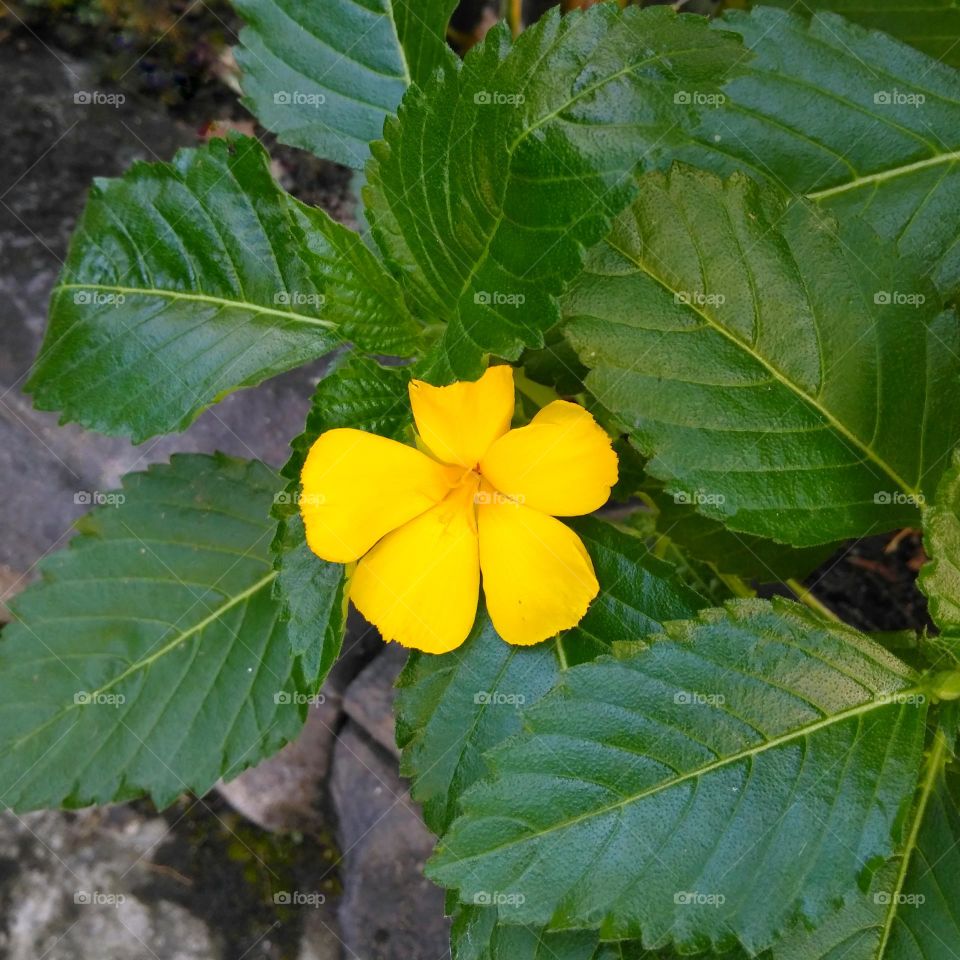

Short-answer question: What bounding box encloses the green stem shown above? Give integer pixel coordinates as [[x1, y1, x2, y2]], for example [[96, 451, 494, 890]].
[[652, 534, 671, 561], [786, 578, 841, 623], [503, 0, 523, 36], [514, 368, 560, 409], [719, 573, 754, 599]]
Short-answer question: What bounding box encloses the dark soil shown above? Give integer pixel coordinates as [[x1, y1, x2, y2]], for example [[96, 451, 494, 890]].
[[759, 530, 933, 637], [1, 0, 358, 215], [803, 532, 931, 634]]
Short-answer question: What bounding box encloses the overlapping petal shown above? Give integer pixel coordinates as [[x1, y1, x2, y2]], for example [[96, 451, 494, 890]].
[[409, 365, 515, 467], [300, 428, 459, 563], [477, 493, 599, 645], [350, 479, 481, 653], [480, 400, 618, 516]]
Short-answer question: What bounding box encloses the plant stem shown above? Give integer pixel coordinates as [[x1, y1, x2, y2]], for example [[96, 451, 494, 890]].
[[513, 369, 561, 409], [719, 573, 754, 598], [446, 25, 473, 48], [786, 577, 841, 623], [503, 0, 523, 36]]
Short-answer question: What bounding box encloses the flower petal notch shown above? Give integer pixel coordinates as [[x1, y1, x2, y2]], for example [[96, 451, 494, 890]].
[[408, 365, 515, 467], [300, 366, 618, 652]]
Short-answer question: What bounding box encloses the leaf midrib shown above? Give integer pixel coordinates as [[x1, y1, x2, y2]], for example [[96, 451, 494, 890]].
[[446, 683, 924, 864], [807, 150, 960, 202], [53, 283, 338, 330], [450, 42, 703, 312], [603, 234, 922, 498], [11, 570, 278, 751], [874, 728, 950, 958]]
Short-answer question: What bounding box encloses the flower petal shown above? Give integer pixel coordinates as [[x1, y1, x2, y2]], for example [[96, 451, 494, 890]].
[[409, 365, 515, 467], [479, 400, 618, 516], [478, 497, 598, 646], [300, 428, 459, 563], [350, 480, 481, 654]]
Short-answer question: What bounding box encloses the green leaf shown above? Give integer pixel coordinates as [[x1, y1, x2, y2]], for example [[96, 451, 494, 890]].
[[452, 903, 658, 959], [288, 196, 420, 356], [560, 518, 707, 666], [920, 450, 960, 647], [270, 514, 347, 690], [429, 598, 927, 955], [232, 0, 458, 169], [773, 731, 959, 960], [451, 904, 609, 960], [642, 485, 837, 582], [681, 8, 960, 295], [366, 4, 745, 379], [396, 518, 707, 836], [273, 354, 413, 681], [397, 615, 564, 836], [565, 166, 960, 547], [27, 136, 415, 442], [754, 0, 960, 69], [0, 454, 304, 811]]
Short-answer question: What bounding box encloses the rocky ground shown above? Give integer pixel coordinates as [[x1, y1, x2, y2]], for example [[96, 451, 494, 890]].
[[0, 30, 447, 960]]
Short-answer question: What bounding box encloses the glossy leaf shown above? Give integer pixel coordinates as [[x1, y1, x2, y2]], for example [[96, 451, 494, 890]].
[[366, 4, 745, 379], [452, 904, 624, 960], [643, 486, 838, 582], [0, 454, 304, 811], [273, 354, 413, 681], [28, 135, 415, 441], [565, 166, 960, 547], [289, 196, 420, 356], [233, 0, 458, 168], [682, 8, 960, 295], [756, 0, 960, 69], [774, 733, 960, 960], [396, 615, 564, 836], [560, 518, 707, 666], [430, 599, 927, 955], [396, 518, 706, 835]]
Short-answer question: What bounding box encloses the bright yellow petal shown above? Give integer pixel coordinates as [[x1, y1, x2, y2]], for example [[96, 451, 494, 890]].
[[350, 480, 481, 654], [408, 365, 515, 467], [478, 497, 598, 646], [479, 400, 618, 516], [300, 428, 459, 563]]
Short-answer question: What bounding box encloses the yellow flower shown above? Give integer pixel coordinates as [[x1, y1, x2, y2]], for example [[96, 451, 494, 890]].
[[299, 366, 618, 654]]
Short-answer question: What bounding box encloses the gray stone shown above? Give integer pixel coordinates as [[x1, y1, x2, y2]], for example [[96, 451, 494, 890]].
[[325, 609, 393, 696], [331, 722, 450, 960], [296, 910, 347, 960], [217, 692, 342, 836], [342, 645, 408, 758], [0, 807, 221, 960]]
